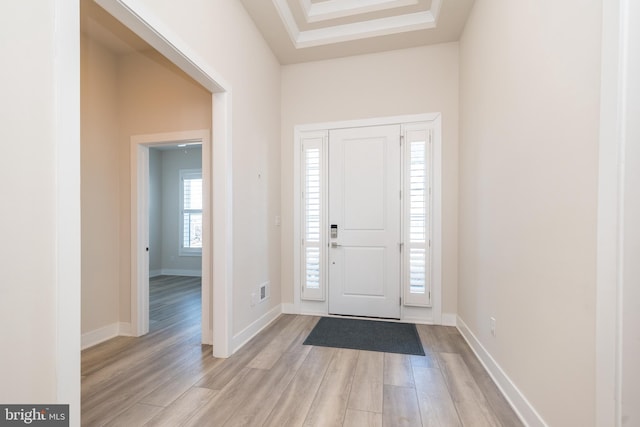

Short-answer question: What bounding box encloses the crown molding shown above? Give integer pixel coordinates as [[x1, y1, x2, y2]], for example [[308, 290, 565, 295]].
[[273, 0, 441, 48]]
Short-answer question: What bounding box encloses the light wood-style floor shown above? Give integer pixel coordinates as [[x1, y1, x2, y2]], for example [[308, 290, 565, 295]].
[[82, 276, 523, 426]]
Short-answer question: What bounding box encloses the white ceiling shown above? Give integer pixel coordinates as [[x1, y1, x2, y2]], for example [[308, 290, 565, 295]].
[[240, 0, 475, 64]]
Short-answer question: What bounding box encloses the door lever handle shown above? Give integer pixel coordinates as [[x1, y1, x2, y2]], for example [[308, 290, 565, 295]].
[[331, 242, 342, 248]]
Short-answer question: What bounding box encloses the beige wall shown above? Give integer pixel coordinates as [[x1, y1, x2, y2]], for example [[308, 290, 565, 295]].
[[129, 0, 283, 335], [81, 36, 121, 334], [280, 44, 459, 315], [81, 41, 211, 334], [117, 49, 212, 322], [458, 1, 601, 425]]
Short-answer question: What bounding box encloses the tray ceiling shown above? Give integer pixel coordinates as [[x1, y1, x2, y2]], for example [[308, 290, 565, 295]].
[[240, 0, 475, 64]]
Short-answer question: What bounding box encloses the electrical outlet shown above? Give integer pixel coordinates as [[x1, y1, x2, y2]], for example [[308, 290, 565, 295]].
[[490, 317, 496, 337]]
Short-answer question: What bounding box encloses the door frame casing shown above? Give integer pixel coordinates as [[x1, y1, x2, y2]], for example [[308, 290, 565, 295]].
[[131, 130, 211, 343], [292, 113, 443, 323]]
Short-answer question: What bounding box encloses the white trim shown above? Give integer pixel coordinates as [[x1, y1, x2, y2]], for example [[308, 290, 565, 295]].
[[231, 305, 283, 353], [131, 141, 150, 337], [295, 113, 440, 133], [149, 269, 162, 278], [97, 0, 234, 357], [596, 0, 628, 425], [299, 130, 328, 302], [131, 130, 210, 342], [292, 114, 442, 324], [273, 0, 441, 48], [54, 0, 81, 419], [431, 115, 443, 324], [457, 317, 547, 427], [81, 324, 119, 350], [81, 322, 133, 350], [211, 91, 234, 356], [401, 122, 433, 308], [157, 269, 202, 277]]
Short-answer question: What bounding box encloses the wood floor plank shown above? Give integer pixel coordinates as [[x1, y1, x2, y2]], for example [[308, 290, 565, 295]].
[[446, 334, 524, 427], [413, 366, 461, 427], [103, 403, 163, 427], [348, 351, 384, 413], [222, 338, 312, 426], [438, 352, 502, 427], [382, 385, 422, 427], [182, 368, 267, 427], [412, 325, 442, 369], [196, 315, 296, 390], [303, 348, 359, 427], [262, 346, 336, 427], [383, 353, 415, 387], [82, 341, 204, 425], [144, 387, 218, 427], [246, 314, 312, 369], [343, 409, 383, 427], [82, 278, 520, 427], [139, 350, 224, 407]]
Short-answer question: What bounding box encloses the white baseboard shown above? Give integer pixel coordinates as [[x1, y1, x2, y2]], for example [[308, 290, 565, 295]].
[[149, 269, 162, 278], [457, 317, 548, 427], [159, 269, 202, 277], [82, 322, 132, 350], [441, 312, 458, 326], [231, 304, 283, 353]]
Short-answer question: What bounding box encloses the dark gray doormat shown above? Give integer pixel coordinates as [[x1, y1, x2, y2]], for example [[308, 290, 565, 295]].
[[303, 317, 425, 356]]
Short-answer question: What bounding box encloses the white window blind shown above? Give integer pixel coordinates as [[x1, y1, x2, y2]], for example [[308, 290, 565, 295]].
[[301, 133, 326, 301], [180, 169, 202, 256], [403, 124, 431, 306]]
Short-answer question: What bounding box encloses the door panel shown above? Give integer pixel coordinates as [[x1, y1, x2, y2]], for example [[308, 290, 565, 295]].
[[343, 247, 385, 296], [343, 139, 386, 230], [328, 124, 401, 319]]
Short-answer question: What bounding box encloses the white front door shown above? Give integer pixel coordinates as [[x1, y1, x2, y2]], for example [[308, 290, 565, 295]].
[[328, 124, 401, 319]]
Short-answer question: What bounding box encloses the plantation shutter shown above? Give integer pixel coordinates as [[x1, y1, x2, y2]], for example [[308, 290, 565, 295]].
[[403, 123, 432, 306], [301, 132, 326, 301]]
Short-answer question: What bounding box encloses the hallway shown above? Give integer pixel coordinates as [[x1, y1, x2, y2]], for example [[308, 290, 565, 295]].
[[81, 276, 521, 426]]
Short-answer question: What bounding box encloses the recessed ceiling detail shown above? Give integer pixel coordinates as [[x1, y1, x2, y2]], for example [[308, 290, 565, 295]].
[[300, 0, 420, 23], [273, 0, 441, 48], [239, 0, 475, 64]]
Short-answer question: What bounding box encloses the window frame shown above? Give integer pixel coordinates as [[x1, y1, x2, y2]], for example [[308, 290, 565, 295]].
[[179, 168, 203, 257], [402, 122, 433, 307], [300, 131, 327, 301]]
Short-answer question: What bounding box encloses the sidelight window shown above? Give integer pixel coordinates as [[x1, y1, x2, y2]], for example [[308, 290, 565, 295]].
[[403, 124, 432, 306]]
